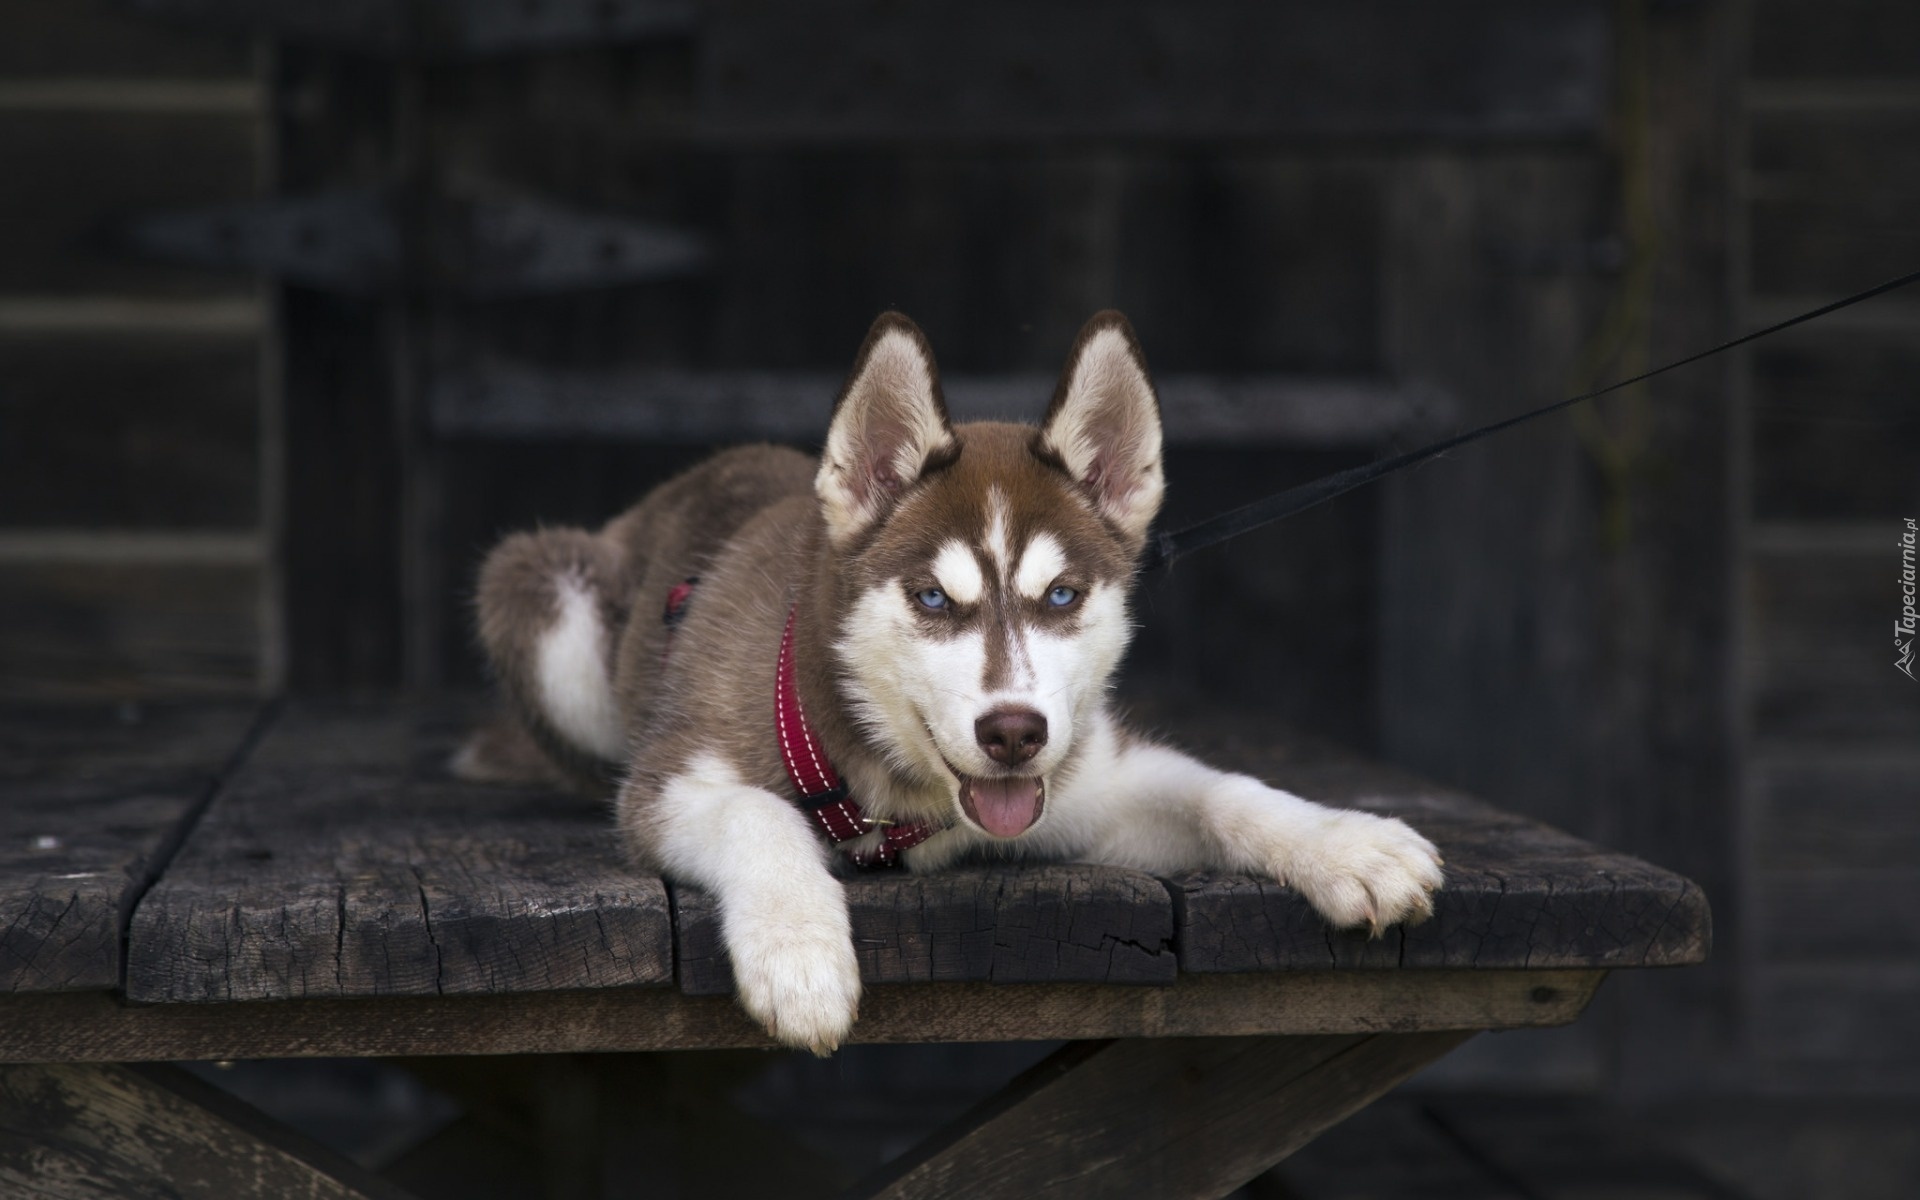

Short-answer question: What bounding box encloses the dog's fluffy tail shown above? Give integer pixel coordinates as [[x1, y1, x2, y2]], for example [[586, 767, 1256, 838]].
[[466, 527, 632, 788]]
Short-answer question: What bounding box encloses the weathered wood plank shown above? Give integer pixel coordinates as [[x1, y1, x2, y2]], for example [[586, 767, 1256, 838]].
[[1128, 731, 1712, 973], [0, 969, 1600, 1063], [674, 752, 1706, 993], [125, 701, 674, 1002], [672, 866, 1176, 996], [0, 1062, 408, 1200], [0, 702, 258, 993], [0, 562, 260, 701], [851, 1031, 1472, 1200], [696, 1, 1607, 142], [0, 332, 259, 530]]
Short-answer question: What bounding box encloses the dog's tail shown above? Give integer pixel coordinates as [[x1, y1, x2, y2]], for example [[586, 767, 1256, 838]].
[[460, 527, 632, 789]]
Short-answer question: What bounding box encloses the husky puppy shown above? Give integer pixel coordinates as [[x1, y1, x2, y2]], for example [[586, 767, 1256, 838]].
[[468, 311, 1443, 1053]]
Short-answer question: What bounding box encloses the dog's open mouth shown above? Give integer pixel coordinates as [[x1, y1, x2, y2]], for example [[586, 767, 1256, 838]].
[[957, 774, 1045, 838]]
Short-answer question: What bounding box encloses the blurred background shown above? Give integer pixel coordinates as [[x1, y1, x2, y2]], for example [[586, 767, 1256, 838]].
[[1, 0, 1915, 1196]]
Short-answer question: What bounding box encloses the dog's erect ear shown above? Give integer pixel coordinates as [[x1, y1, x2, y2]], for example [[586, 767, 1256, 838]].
[[1039, 311, 1165, 543], [817, 313, 957, 547]]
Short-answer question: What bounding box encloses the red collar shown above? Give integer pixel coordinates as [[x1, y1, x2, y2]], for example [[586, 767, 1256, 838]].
[[775, 604, 946, 869]]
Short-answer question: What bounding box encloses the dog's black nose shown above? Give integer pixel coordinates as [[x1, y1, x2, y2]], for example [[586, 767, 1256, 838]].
[[976, 707, 1047, 766]]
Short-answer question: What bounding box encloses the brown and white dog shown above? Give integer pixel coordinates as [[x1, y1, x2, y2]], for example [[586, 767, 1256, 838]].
[[463, 311, 1443, 1053]]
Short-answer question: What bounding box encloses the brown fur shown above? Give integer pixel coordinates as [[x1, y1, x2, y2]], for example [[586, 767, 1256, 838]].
[[467, 311, 1158, 871], [463, 313, 1448, 1055]]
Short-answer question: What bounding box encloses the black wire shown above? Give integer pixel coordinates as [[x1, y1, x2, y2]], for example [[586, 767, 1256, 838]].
[[1142, 268, 1920, 572]]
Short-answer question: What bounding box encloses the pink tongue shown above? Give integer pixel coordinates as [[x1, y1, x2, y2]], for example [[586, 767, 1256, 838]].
[[964, 776, 1042, 837]]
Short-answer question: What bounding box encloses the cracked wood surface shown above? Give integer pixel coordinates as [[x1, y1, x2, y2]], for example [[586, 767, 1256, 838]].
[[0, 702, 258, 994], [69, 698, 1706, 1007], [1163, 758, 1711, 974], [672, 866, 1177, 995], [123, 701, 672, 1003]]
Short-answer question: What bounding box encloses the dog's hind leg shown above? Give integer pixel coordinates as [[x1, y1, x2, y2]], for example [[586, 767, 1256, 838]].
[[466, 526, 637, 788]]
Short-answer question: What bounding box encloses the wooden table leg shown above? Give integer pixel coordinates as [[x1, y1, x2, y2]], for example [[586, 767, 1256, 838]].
[[0, 1062, 413, 1199], [850, 1030, 1475, 1200]]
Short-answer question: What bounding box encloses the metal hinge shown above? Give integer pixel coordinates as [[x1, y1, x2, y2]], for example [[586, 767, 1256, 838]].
[[119, 190, 707, 296]]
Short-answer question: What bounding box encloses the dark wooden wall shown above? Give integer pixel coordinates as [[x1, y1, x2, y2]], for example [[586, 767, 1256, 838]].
[[0, 0, 266, 700], [1738, 0, 1920, 1095], [3, 0, 1915, 1104]]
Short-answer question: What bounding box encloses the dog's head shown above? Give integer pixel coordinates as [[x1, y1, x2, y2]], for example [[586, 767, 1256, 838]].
[[817, 312, 1163, 840]]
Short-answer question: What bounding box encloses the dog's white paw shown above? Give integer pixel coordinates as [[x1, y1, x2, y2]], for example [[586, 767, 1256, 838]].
[[1286, 809, 1445, 936], [729, 924, 863, 1056]]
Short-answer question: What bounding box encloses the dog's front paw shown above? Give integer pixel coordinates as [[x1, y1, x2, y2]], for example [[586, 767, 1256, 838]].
[[1287, 809, 1444, 936], [729, 924, 863, 1056]]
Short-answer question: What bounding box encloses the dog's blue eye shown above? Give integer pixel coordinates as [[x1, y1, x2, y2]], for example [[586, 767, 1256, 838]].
[[1047, 586, 1079, 607], [915, 588, 948, 610]]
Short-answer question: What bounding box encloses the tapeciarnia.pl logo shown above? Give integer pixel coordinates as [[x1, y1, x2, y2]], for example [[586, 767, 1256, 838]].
[[1899, 517, 1917, 680]]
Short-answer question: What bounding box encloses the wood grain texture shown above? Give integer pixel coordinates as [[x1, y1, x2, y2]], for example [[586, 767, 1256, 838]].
[[1117, 715, 1711, 974], [0, 1062, 408, 1200], [0, 702, 257, 993], [0, 970, 1601, 1064], [851, 1030, 1472, 1200], [116, 699, 1702, 1006], [1169, 782, 1710, 974], [672, 865, 1176, 996], [125, 701, 673, 1003]]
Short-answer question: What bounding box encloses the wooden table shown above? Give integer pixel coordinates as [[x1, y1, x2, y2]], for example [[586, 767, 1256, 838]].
[[0, 699, 1709, 1199]]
